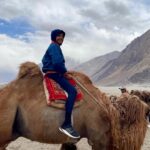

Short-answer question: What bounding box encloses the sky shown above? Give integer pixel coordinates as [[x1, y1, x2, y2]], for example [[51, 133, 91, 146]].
[[0, 0, 150, 83]]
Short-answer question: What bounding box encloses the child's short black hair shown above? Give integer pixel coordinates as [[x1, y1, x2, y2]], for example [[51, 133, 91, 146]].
[[51, 29, 65, 42]]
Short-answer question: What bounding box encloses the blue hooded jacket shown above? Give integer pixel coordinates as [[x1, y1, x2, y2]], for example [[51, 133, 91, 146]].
[[42, 29, 67, 74]]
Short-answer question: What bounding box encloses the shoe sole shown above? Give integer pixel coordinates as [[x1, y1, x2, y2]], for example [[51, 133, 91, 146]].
[[59, 127, 80, 139]]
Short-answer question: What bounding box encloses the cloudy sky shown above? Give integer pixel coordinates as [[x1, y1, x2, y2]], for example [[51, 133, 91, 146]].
[[0, 0, 150, 83]]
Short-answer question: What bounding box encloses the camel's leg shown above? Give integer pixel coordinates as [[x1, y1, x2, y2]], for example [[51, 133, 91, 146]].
[[0, 146, 7, 150], [0, 143, 9, 150], [60, 143, 77, 150], [91, 135, 109, 150], [0, 127, 18, 149], [88, 131, 110, 150], [92, 144, 107, 150], [0, 100, 18, 148], [0, 147, 6, 150], [86, 117, 110, 150], [0, 134, 19, 150], [0, 121, 19, 150]]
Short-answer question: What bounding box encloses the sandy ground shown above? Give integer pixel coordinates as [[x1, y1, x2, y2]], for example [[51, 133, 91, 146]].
[[1, 85, 150, 150], [5, 128, 150, 150], [7, 138, 91, 150]]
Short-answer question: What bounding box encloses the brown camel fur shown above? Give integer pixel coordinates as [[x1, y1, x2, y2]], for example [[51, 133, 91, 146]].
[[0, 62, 148, 150], [131, 90, 150, 104]]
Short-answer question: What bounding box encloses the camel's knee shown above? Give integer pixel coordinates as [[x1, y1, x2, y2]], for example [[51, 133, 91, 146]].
[[60, 143, 77, 150]]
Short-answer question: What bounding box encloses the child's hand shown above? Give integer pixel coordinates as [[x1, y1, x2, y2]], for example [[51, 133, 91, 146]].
[[64, 72, 73, 79], [66, 71, 73, 74]]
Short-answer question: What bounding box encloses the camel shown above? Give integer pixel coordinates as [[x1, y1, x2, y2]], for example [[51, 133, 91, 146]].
[[130, 90, 150, 104], [0, 62, 149, 150], [130, 90, 150, 121]]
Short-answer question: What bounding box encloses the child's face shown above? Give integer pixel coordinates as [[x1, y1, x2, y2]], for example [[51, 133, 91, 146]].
[[56, 34, 64, 45]]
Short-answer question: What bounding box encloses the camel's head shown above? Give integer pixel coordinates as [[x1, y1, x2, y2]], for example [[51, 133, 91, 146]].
[[109, 95, 117, 102]]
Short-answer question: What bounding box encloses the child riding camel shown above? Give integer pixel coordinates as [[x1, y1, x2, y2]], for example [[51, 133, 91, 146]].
[[42, 29, 80, 139]]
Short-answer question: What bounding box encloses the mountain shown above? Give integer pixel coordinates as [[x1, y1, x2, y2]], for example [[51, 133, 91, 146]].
[[65, 57, 80, 70], [75, 51, 120, 77], [93, 29, 150, 86]]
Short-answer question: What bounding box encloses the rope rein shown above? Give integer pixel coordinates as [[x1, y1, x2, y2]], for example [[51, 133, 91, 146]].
[[72, 76, 108, 112]]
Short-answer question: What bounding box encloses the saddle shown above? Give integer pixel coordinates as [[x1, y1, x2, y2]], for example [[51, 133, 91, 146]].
[[43, 74, 83, 109]]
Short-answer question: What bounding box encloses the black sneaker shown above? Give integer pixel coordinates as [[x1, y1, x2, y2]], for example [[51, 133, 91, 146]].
[[59, 125, 80, 139]]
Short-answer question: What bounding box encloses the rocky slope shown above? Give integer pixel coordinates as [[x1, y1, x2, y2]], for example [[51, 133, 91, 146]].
[[75, 51, 120, 77], [92, 30, 150, 86]]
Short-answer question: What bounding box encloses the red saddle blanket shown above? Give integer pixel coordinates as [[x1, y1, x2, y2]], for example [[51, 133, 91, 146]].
[[43, 75, 83, 102]]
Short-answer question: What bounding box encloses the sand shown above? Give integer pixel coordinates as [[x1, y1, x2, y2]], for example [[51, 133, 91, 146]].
[[5, 129, 150, 150]]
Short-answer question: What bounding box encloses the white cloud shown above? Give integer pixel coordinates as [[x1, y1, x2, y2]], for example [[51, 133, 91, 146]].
[[0, 33, 48, 72], [0, 0, 150, 82]]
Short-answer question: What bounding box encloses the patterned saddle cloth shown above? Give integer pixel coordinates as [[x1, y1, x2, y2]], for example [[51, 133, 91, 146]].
[[43, 74, 83, 107]]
